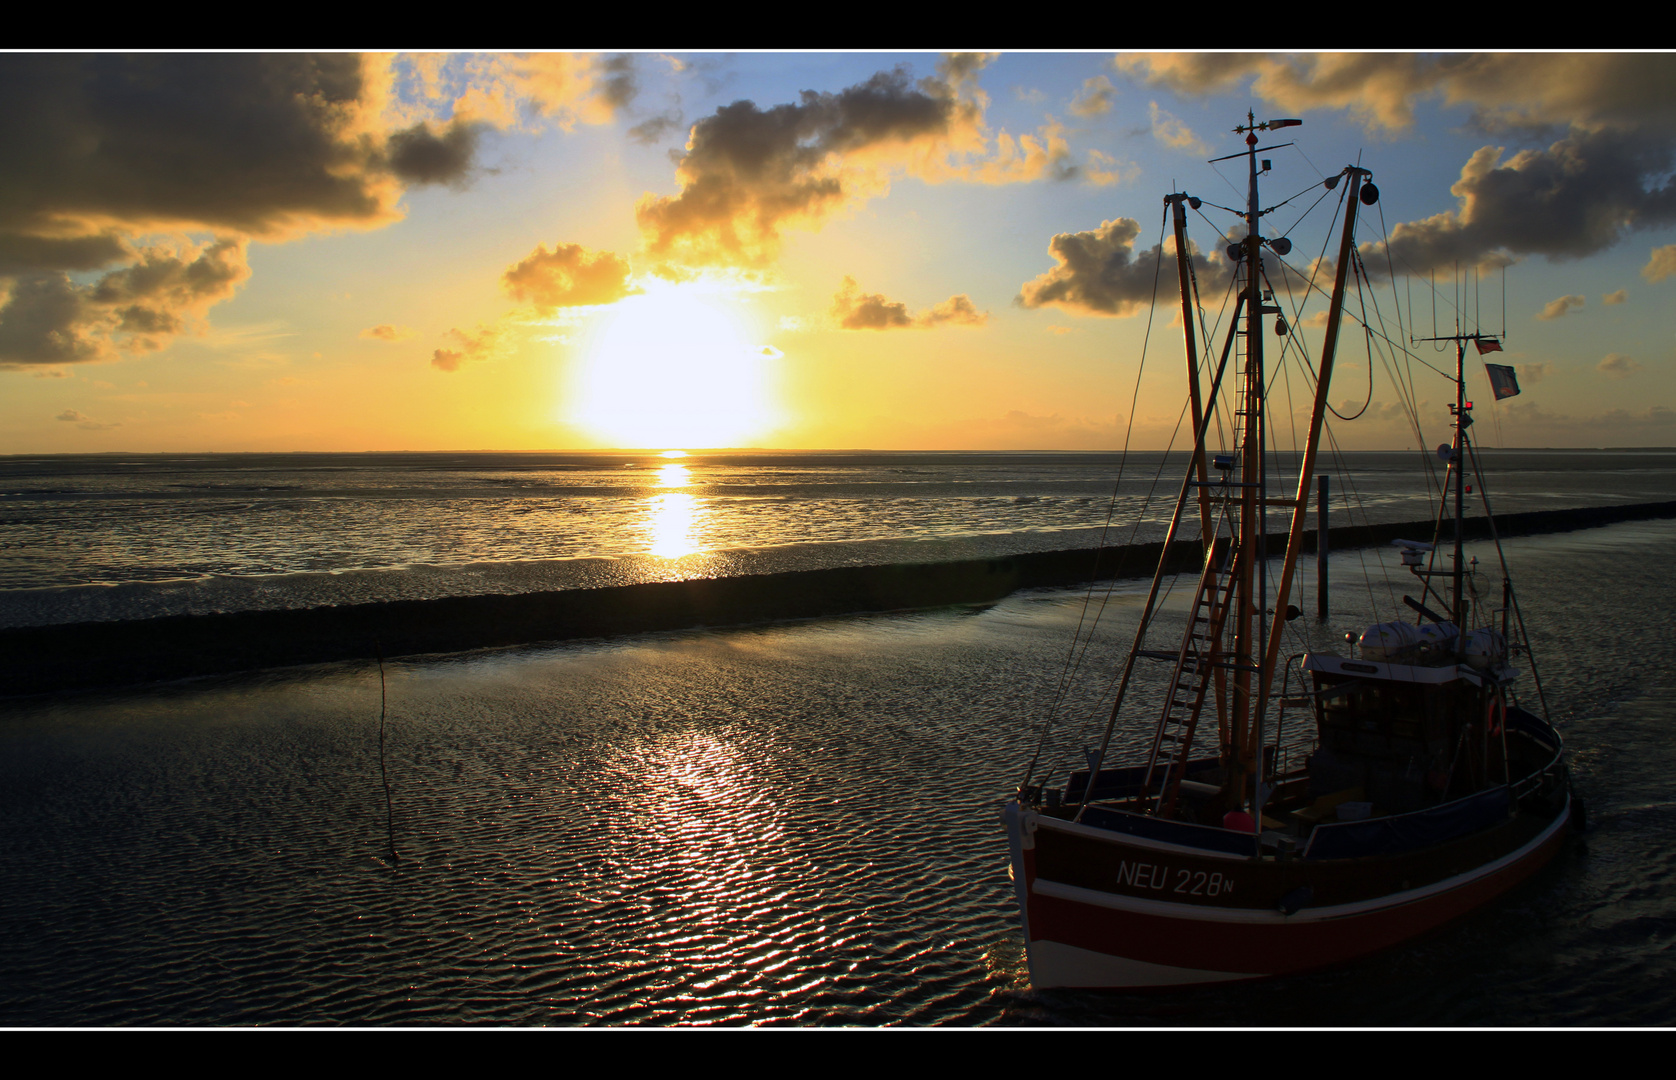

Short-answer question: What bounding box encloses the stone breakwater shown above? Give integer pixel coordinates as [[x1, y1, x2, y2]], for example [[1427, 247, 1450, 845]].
[[6, 499, 1674, 696]]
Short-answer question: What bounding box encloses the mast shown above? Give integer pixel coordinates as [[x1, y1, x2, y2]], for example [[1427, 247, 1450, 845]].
[[1168, 192, 1214, 548], [1411, 328, 1484, 632], [1226, 115, 1265, 811], [1251, 165, 1371, 797]]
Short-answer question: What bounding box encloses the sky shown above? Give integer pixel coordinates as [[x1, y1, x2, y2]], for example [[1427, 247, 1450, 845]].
[[3, 51, 1674, 453]]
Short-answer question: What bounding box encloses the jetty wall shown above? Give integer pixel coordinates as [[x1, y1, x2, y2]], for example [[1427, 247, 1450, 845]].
[[6, 499, 1675, 695]]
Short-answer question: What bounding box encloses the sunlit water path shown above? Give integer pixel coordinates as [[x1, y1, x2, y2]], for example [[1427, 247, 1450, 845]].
[[3, 520, 1673, 1025], [5, 449, 1676, 629]]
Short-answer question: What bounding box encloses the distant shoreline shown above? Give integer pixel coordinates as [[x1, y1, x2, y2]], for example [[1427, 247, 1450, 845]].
[[6, 499, 1675, 696]]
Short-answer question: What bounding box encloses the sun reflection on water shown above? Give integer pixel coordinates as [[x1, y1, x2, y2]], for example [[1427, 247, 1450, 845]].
[[647, 493, 702, 558], [645, 458, 704, 557]]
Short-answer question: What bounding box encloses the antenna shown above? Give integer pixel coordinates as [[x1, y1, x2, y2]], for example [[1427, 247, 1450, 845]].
[[375, 641, 399, 870]]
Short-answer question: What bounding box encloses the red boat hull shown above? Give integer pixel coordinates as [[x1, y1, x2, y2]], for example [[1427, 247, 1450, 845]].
[[1005, 795, 1571, 989]]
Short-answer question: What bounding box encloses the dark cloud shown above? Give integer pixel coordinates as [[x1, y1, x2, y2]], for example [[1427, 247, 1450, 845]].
[[637, 54, 1067, 272], [0, 54, 652, 367], [628, 113, 686, 146], [600, 55, 638, 112], [502, 242, 639, 312], [0, 233, 129, 276], [831, 277, 989, 330], [1374, 128, 1676, 275], [0, 239, 250, 366], [1016, 218, 1221, 317], [1121, 53, 1676, 275], [386, 120, 482, 187], [0, 54, 405, 244], [0, 275, 102, 365]]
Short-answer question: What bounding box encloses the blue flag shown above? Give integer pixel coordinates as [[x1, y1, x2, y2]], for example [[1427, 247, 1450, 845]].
[[1485, 363, 1520, 400]]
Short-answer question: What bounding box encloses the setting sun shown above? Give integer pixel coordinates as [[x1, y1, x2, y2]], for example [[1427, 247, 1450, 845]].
[[568, 281, 781, 449]]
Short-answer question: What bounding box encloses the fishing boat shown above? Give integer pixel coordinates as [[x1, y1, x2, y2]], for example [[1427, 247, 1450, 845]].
[[1002, 115, 1576, 989]]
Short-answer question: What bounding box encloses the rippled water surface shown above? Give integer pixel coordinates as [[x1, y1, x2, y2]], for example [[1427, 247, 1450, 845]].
[[3, 520, 1673, 1025]]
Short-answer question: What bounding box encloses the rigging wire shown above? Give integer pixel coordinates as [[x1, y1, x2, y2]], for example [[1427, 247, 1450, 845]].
[[1326, 253, 1377, 421], [1023, 207, 1174, 792]]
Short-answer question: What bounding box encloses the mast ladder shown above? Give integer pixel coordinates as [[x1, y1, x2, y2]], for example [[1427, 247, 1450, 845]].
[[1138, 541, 1240, 817]]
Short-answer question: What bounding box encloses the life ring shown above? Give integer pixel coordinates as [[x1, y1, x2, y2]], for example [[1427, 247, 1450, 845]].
[[1484, 692, 1505, 737]]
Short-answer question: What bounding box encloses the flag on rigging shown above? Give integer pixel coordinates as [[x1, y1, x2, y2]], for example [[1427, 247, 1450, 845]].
[[1485, 363, 1521, 400], [1474, 337, 1503, 354]]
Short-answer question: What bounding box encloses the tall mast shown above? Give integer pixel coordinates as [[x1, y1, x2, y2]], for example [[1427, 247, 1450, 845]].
[[1167, 192, 1214, 548], [1252, 165, 1371, 779], [1226, 115, 1265, 809]]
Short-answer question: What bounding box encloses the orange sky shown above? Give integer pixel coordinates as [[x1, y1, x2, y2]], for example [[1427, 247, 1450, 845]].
[[5, 53, 1674, 453]]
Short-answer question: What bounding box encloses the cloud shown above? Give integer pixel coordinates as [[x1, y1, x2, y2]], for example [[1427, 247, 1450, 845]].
[[0, 53, 644, 369], [361, 324, 416, 341], [1644, 244, 1676, 283], [1603, 289, 1628, 305], [1118, 53, 1676, 136], [502, 242, 640, 312], [1147, 101, 1212, 157], [628, 112, 685, 146], [431, 323, 506, 372], [1598, 353, 1642, 379], [919, 293, 988, 327], [1068, 76, 1118, 118], [1537, 294, 1585, 320], [385, 120, 482, 186], [1518, 361, 1552, 384], [432, 53, 640, 132], [1016, 218, 1223, 317], [1371, 129, 1676, 275], [0, 237, 250, 367], [54, 408, 118, 430], [1117, 54, 1676, 277], [831, 276, 988, 329], [635, 55, 1072, 274], [1083, 149, 1136, 188]]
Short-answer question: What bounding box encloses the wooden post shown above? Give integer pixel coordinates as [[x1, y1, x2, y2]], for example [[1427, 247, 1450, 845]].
[[1316, 474, 1329, 620]]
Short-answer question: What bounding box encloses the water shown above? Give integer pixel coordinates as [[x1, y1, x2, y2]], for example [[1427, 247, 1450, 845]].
[[5, 449, 1675, 628], [3, 516, 1674, 1025]]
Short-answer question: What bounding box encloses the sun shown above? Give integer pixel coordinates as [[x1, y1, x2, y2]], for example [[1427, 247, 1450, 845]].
[[568, 280, 782, 449]]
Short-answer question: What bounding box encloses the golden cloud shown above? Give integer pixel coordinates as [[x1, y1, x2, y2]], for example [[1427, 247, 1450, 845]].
[[831, 277, 989, 330], [636, 55, 1072, 274], [1017, 218, 1224, 318], [361, 324, 416, 341], [1537, 294, 1585, 321], [502, 242, 640, 312]]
